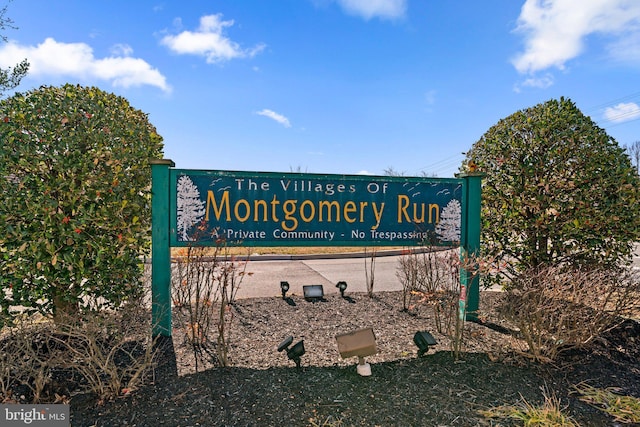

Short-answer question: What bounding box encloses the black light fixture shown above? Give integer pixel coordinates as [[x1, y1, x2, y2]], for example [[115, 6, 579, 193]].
[[336, 281, 348, 298], [277, 335, 305, 368], [303, 284, 324, 302], [280, 281, 290, 300], [413, 331, 437, 357]]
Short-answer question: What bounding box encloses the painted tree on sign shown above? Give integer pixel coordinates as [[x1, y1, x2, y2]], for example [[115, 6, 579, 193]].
[[176, 175, 205, 241], [435, 199, 461, 243]]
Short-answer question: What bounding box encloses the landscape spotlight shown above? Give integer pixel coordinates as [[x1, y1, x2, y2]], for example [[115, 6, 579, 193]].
[[336, 281, 348, 298], [335, 327, 377, 376], [280, 281, 290, 300], [303, 285, 324, 302], [277, 335, 306, 368], [413, 331, 437, 357]]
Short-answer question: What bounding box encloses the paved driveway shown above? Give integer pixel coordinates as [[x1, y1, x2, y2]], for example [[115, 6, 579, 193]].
[[235, 254, 404, 299], [235, 243, 640, 299]]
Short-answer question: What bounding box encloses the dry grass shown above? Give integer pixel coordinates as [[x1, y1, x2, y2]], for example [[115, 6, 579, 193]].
[[574, 383, 640, 424], [171, 246, 403, 257], [479, 391, 579, 426]]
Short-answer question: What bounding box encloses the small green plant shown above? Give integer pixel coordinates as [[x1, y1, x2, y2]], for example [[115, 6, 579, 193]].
[[479, 392, 577, 426], [574, 383, 640, 424]]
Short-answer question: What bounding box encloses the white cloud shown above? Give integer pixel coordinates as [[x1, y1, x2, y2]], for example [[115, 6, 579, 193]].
[[256, 109, 291, 128], [110, 43, 134, 57], [604, 102, 640, 123], [0, 37, 170, 92], [608, 31, 640, 64], [160, 14, 265, 63], [335, 0, 406, 20], [513, 73, 554, 92], [512, 0, 640, 74]]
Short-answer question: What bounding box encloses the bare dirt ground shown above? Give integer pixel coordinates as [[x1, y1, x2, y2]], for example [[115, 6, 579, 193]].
[[69, 290, 640, 426]]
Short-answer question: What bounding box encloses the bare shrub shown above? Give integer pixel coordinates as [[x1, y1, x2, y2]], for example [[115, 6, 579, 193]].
[[53, 302, 156, 402], [364, 247, 376, 297], [0, 314, 62, 403], [396, 248, 459, 328], [396, 247, 479, 358], [0, 302, 155, 404], [396, 250, 421, 311], [498, 265, 640, 362], [172, 244, 248, 371]]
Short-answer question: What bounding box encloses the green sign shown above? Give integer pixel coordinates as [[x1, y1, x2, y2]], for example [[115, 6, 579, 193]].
[[170, 169, 465, 247], [151, 160, 483, 339]]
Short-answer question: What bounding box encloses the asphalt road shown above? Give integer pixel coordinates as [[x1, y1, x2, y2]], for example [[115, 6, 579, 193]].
[[235, 253, 404, 299], [235, 243, 640, 300]]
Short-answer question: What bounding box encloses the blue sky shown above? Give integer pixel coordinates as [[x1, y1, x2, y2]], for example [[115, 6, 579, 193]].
[[1, 0, 639, 177]]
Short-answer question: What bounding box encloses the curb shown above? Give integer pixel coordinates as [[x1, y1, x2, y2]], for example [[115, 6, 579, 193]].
[[238, 246, 453, 262], [143, 246, 456, 264]]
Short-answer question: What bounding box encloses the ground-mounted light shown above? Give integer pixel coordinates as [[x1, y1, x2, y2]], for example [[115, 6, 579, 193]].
[[303, 285, 324, 302], [413, 330, 437, 357], [335, 327, 377, 376], [336, 281, 348, 298], [277, 335, 305, 368], [280, 281, 290, 300], [336, 281, 355, 303]]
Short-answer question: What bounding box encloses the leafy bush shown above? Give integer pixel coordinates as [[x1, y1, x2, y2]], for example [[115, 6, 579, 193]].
[[0, 84, 163, 317], [464, 97, 640, 285]]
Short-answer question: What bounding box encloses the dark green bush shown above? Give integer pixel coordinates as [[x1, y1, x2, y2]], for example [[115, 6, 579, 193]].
[[0, 84, 163, 317]]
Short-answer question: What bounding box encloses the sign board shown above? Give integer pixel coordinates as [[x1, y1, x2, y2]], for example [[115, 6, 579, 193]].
[[150, 160, 483, 339], [170, 169, 464, 247]]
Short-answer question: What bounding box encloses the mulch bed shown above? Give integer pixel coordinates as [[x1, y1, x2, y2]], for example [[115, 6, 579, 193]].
[[69, 291, 640, 426]]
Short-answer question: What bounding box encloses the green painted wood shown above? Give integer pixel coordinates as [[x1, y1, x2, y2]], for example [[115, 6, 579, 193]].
[[151, 161, 483, 336], [458, 172, 484, 320], [151, 159, 175, 337]]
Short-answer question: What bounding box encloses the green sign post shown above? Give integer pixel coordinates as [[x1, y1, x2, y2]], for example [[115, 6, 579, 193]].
[[150, 160, 482, 337], [150, 159, 175, 337], [457, 172, 484, 322]]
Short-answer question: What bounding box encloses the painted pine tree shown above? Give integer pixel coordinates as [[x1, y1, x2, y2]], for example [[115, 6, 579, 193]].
[[435, 199, 461, 243], [176, 175, 205, 241]]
